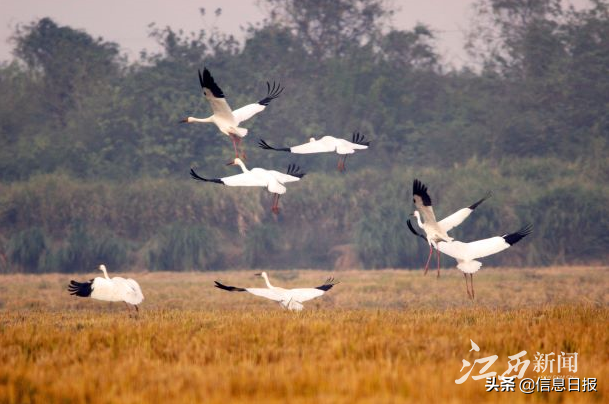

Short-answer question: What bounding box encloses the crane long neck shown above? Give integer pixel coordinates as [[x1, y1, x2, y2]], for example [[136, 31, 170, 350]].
[[189, 116, 213, 123], [101, 267, 110, 280], [236, 160, 249, 173], [415, 213, 425, 229], [262, 273, 274, 288]]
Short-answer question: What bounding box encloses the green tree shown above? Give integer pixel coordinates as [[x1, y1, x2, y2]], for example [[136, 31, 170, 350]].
[[13, 18, 122, 125]]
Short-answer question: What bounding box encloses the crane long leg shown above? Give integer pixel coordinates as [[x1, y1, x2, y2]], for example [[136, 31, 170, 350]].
[[436, 248, 441, 278], [470, 274, 475, 300], [271, 194, 281, 214], [464, 273, 472, 299], [124, 302, 134, 317], [230, 135, 239, 158], [423, 244, 433, 275], [238, 137, 246, 160], [337, 155, 348, 172]]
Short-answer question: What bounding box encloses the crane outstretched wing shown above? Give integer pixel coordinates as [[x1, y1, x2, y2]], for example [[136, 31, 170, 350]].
[[68, 279, 93, 297], [351, 132, 370, 147], [413, 179, 436, 223], [438, 192, 491, 232], [290, 139, 336, 154], [190, 168, 223, 184], [438, 225, 532, 261], [199, 68, 234, 121], [232, 82, 283, 124], [268, 164, 306, 184], [289, 288, 325, 302], [215, 281, 286, 302], [290, 277, 338, 302], [222, 172, 269, 187], [406, 219, 427, 241]]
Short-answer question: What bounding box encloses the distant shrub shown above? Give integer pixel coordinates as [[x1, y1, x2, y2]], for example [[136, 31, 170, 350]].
[[354, 182, 419, 269], [147, 224, 220, 271], [244, 222, 281, 268], [47, 223, 129, 273], [520, 184, 609, 265], [7, 227, 47, 272]]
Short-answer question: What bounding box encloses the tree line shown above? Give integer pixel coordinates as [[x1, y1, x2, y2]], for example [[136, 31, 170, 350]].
[[0, 0, 607, 272]]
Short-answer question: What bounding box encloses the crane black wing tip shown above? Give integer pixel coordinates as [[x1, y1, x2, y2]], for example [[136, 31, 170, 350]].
[[214, 281, 246, 292], [406, 219, 427, 240], [258, 139, 272, 149], [413, 179, 432, 206], [68, 279, 93, 297], [199, 67, 225, 98], [316, 277, 339, 291], [189, 167, 205, 181], [503, 224, 533, 246], [258, 139, 290, 152], [286, 163, 306, 178], [258, 81, 284, 106], [468, 191, 492, 210], [190, 168, 223, 184], [198, 69, 204, 88], [351, 131, 371, 146]]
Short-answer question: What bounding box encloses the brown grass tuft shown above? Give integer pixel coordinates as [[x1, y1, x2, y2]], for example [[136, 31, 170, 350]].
[[0, 267, 607, 403]]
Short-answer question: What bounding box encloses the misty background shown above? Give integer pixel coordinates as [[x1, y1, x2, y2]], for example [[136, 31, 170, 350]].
[[0, 0, 607, 273]]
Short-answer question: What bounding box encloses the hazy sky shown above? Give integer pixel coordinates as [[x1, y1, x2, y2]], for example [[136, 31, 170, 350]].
[[1, 0, 591, 68]]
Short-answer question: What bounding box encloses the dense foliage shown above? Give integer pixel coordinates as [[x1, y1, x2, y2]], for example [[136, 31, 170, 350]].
[[0, 0, 607, 272]]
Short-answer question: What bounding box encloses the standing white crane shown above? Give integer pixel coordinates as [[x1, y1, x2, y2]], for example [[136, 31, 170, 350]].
[[258, 132, 370, 171], [410, 179, 491, 277], [180, 68, 283, 159], [214, 271, 338, 311], [68, 264, 144, 313], [407, 222, 532, 299], [190, 157, 305, 214]]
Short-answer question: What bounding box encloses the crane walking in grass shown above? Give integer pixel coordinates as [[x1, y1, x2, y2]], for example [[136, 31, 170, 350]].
[[407, 222, 532, 299], [180, 68, 283, 159], [258, 132, 370, 171], [411, 179, 491, 277], [68, 264, 144, 314], [214, 272, 338, 311]]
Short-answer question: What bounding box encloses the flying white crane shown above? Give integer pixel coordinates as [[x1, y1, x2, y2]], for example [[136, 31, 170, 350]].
[[214, 271, 338, 311], [68, 264, 144, 313], [258, 132, 370, 171], [190, 157, 305, 214], [180, 68, 283, 159], [407, 222, 532, 299], [410, 179, 491, 277]]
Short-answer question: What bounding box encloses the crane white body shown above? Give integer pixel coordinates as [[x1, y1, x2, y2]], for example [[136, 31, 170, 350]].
[[408, 223, 532, 299], [181, 68, 283, 158], [259, 132, 370, 171], [410, 179, 490, 276], [190, 158, 304, 214], [68, 265, 144, 311], [214, 272, 338, 311]]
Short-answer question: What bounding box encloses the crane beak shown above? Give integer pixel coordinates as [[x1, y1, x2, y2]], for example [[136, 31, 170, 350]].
[[409, 212, 415, 217], [179, 118, 188, 124], [226, 161, 236, 166], [254, 273, 262, 276]]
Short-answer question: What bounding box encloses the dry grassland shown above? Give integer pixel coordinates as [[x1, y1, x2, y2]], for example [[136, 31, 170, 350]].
[[0, 266, 607, 403]]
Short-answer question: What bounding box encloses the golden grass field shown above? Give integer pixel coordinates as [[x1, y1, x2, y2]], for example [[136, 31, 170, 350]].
[[0, 266, 607, 403]]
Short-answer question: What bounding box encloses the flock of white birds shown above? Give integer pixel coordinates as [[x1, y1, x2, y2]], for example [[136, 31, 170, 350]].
[[68, 68, 531, 312]]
